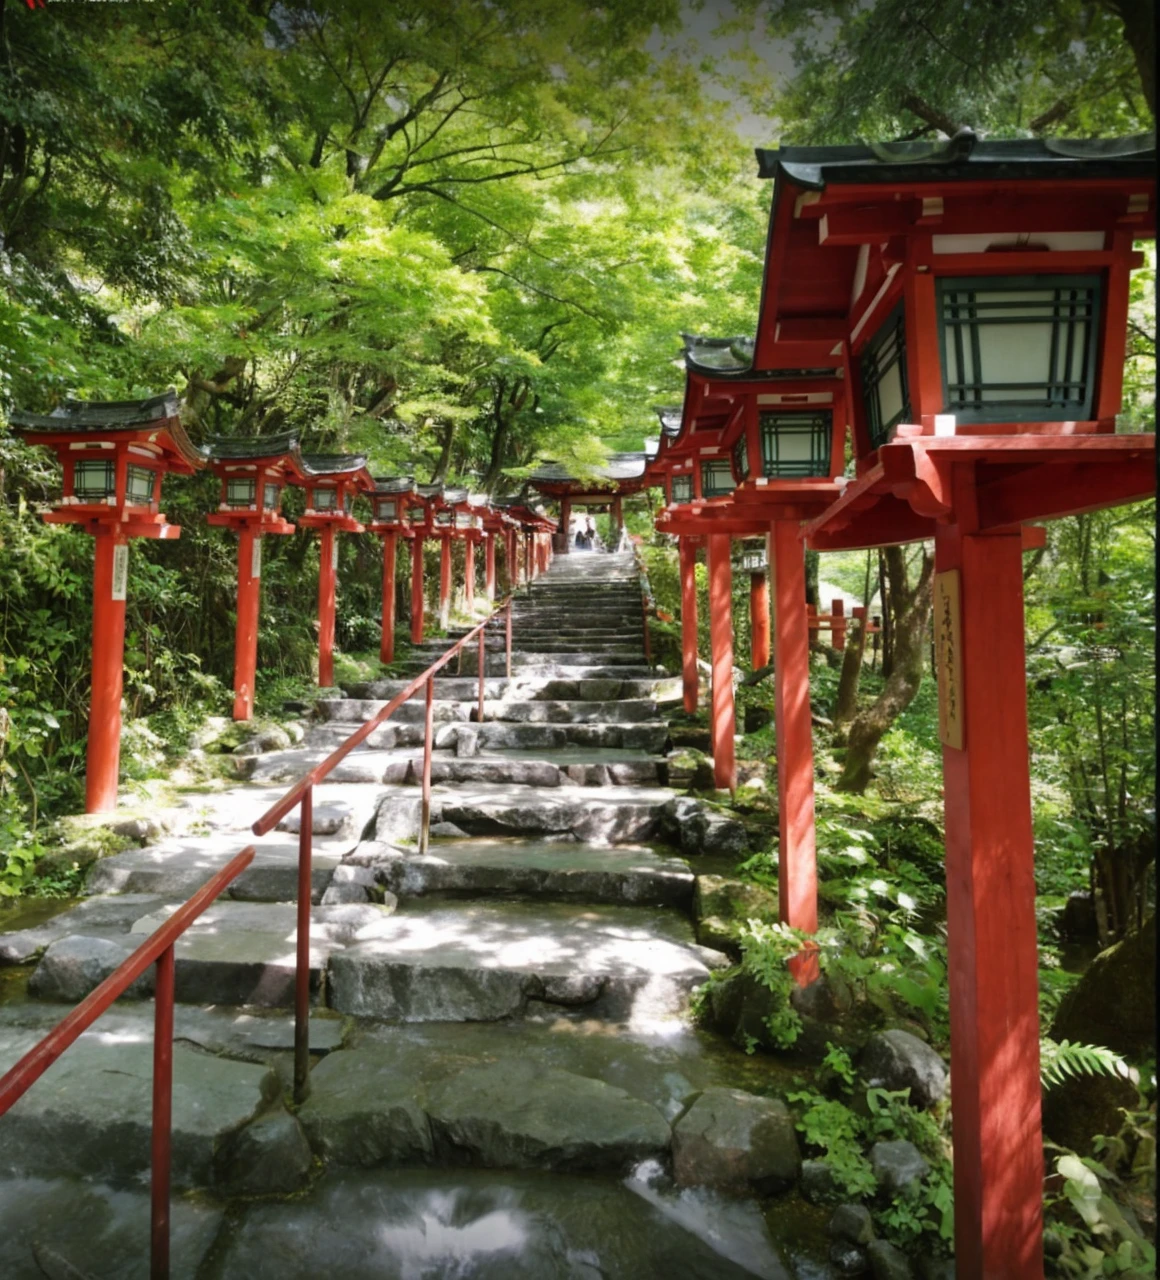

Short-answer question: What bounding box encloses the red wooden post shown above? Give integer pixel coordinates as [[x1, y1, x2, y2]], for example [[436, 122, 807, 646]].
[[232, 530, 262, 720], [706, 533, 735, 791], [771, 519, 818, 942], [380, 531, 397, 664], [485, 532, 497, 601], [150, 943, 175, 1280], [679, 536, 699, 714], [87, 529, 129, 812], [750, 569, 770, 670], [439, 534, 452, 629], [505, 598, 513, 678], [464, 536, 476, 611], [317, 525, 337, 687], [410, 535, 425, 644], [937, 483, 1043, 1277], [831, 597, 846, 651], [419, 676, 434, 854], [294, 786, 313, 1104], [477, 630, 486, 722]]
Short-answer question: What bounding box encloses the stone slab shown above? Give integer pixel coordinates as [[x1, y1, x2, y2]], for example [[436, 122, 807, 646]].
[[426, 1059, 670, 1171], [0, 895, 166, 965], [211, 1167, 782, 1279], [327, 898, 729, 1025], [86, 838, 339, 903], [0, 1031, 278, 1188], [0, 1176, 222, 1280], [354, 837, 694, 907]]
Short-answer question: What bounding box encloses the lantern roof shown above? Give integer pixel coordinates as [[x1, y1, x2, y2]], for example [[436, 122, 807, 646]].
[[530, 453, 649, 485], [300, 452, 369, 477], [443, 486, 470, 505], [756, 130, 1156, 191], [372, 475, 418, 495], [416, 482, 443, 500], [10, 392, 206, 470], [654, 406, 683, 438], [204, 430, 301, 462]]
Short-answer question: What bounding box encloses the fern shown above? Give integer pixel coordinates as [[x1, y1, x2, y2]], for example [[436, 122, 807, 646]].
[[1040, 1038, 1135, 1090]]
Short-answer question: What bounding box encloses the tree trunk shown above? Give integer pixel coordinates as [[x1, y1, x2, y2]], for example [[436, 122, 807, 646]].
[[1105, 0, 1155, 113], [837, 545, 934, 792], [832, 617, 868, 736]]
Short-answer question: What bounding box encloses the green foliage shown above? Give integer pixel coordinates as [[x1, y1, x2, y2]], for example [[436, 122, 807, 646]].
[[735, 918, 807, 1049], [1047, 1152, 1156, 1276], [1041, 1039, 1135, 1091]]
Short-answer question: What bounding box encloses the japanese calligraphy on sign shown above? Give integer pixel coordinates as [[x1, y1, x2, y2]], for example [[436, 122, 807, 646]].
[[111, 544, 129, 602], [934, 569, 964, 750]]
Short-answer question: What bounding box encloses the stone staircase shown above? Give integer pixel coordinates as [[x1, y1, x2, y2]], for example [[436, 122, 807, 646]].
[[0, 551, 801, 1279]]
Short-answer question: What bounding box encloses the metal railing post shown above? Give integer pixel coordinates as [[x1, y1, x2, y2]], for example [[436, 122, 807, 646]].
[[294, 786, 313, 1105], [505, 598, 512, 679], [478, 629, 486, 723], [150, 944, 175, 1280], [419, 676, 434, 854]]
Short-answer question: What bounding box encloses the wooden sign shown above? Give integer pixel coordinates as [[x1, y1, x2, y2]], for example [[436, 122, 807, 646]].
[[251, 536, 262, 580], [111, 544, 129, 602], [934, 569, 964, 749]]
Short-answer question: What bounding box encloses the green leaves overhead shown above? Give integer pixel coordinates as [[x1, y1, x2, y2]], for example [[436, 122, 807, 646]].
[[0, 0, 763, 485]]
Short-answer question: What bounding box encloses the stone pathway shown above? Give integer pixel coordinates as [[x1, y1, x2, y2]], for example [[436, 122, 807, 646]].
[[0, 551, 805, 1279]]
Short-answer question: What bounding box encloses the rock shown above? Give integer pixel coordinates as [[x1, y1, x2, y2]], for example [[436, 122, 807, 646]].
[[297, 1047, 433, 1166], [251, 725, 293, 753], [29, 935, 151, 1002], [694, 876, 779, 953], [828, 1203, 875, 1245], [790, 973, 855, 1024], [743, 705, 772, 733], [279, 802, 354, 837], [320, 864, 380, 905], [870, 1140, 929, 1195], [801, 1158, 840, 1205], [454, 726, 481, 758], [1041, 1071, 1140, 1154], [672, 1087, 799, 1193], [867, 1239, 914, 1279], [705, 969, 786, 1053], [1061, 891, 1097, 939], [216, 1105, 313, 1195], [915, 1259, 955, 1280], [830, 1240, 870, 1275], [1051, 924, 1155, 1057], [665, 748, 711, 791], [190, 716, 232, 750], [426, 1060, 670, 1172], [661, 798, 747, 857], [860, 1030, 948, 1110], [700, 811, 749, 855], [670, 725, 712, 752], [284, 721, 306, 744], [374, 794, 423, 846]]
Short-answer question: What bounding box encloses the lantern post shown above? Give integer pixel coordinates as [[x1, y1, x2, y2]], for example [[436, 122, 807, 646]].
[[678, 535, 699, 712], [10, 394, 204, 812], [294, 455, 373, 688], [738, 541, 770, 670], [367, 478, 419, 664], [773, 131, 1155, 1274], [205, 434, 301, 720]]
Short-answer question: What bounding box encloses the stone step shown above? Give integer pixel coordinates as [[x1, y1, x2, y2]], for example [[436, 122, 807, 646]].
[[345, 675, 671, 702], [315, 698, 659, 727], [20, 900, 399, 1010], [351, 837, 693, 908], [248, 745, 664, 790], [326, 898, 729, 1024], [200, 1166, 789, 1279], [0, 1004, 344, 1202], [294, 717, 668, 756], [396, 652, 650, 676], [85, 837, 340, 903]]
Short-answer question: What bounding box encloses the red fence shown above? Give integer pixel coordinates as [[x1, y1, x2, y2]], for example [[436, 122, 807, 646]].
[[0, 590, 517, 1276], [0, 845, 256, 1280]]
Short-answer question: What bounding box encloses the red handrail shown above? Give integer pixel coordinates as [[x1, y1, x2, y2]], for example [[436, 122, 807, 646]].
[[250, 593, 515, 1103], [0, 845, 256, 1280]]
